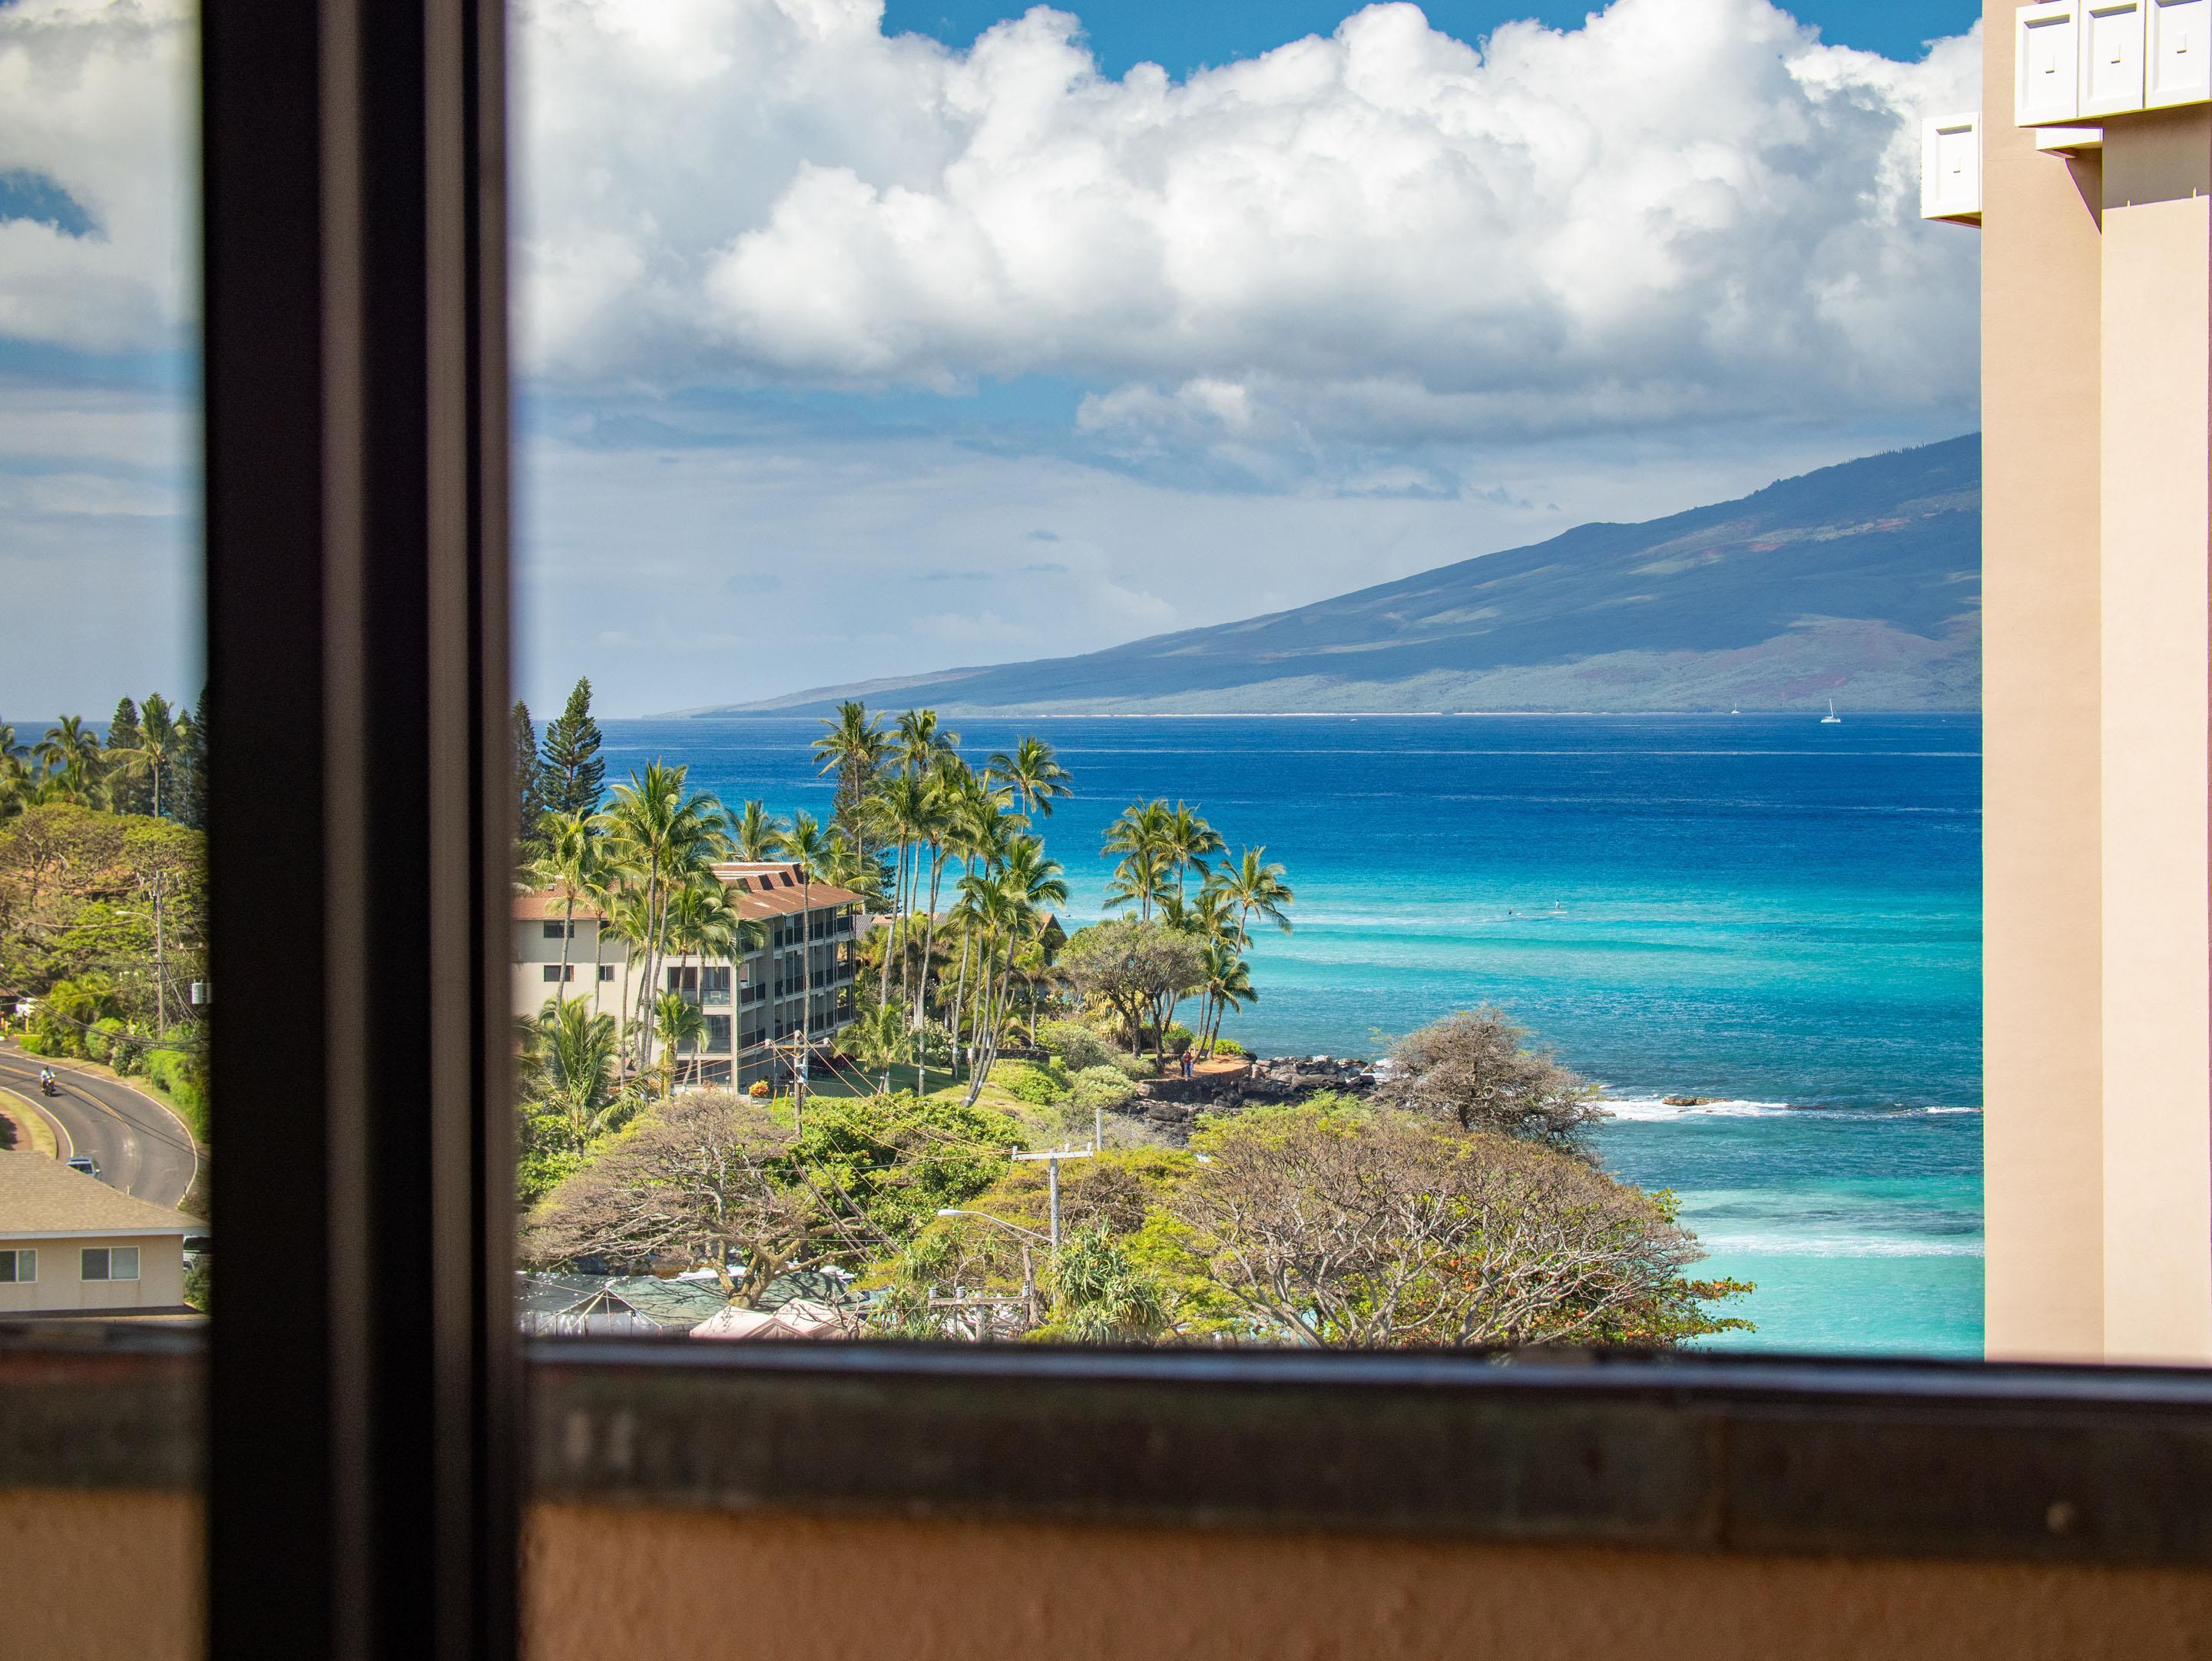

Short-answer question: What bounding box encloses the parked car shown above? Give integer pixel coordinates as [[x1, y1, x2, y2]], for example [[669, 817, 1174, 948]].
[[66, 1155, 99, 1179]]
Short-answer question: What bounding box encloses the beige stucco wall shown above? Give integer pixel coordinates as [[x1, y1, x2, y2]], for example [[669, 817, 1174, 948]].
[[515, 917, 638, 1022], [18, 1490, 2212, 1661], [1981, 1, 2111, 1360], [0, 1234, 184, 1315], [2097, 108, 2212, 1362]]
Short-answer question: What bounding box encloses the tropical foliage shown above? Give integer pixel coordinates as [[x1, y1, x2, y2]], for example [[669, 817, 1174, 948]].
[[0, 696, 207, 827], [505, 689, 1745, 1351], [0, 698, 211, 1142]]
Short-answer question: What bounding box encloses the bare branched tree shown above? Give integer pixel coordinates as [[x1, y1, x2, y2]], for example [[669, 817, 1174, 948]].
[[523, 1090, 874, 1304], [1174, 1102, 1740, 1348], [1375, 1008, 1605, 1150]]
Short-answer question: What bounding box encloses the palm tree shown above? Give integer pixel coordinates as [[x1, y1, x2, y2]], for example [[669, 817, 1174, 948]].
[[33, 714, 104, 806], [1102, 799, 1175, 920], [111, 695, 184, 820], [960, 835, 1068, 1105], [519, 999, 628, 1149], [651, 990, 707, 1096], [725, 798, 785, 863], [0, 725, 27, 822], [813, 701, 887, 854], [775, 810, 837, 1121], [1162, 802, 1224, 905], [530, 810, 601, 1006], [909, 757, 971, 1033], [595, 885, 655, 1063], [603, 762, 726, 1074], [841, 1002, 908, 1092], [984, 735, 1072, 824], [894, 708, 958, 780], [1211, 847, 1296, 942], [942, 779, 1010, 1073], [1197, 937, 1256, 1057], [822, 826, 888, 910], [871, 773, 933, 1008]]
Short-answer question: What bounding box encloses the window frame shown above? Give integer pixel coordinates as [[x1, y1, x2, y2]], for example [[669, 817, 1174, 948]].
[[0, 1248, 35, 1284], [164, 8, 2212, 1661]]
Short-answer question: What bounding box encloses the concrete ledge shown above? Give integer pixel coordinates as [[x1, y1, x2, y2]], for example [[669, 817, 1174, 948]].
[[15, 1328, 2212, 1568]]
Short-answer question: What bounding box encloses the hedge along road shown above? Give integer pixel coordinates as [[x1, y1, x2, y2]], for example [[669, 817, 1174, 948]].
[[0, 1048, 200, 1212]]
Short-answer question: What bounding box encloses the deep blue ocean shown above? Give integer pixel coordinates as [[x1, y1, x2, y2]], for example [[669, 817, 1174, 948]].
[[601, 713, 1984, 1358]]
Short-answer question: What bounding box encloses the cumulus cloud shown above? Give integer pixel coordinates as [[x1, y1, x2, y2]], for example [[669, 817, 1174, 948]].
[[518, 0, 1980, 446], [0, 0, 197, 352], [5, 0, 1979, 446]]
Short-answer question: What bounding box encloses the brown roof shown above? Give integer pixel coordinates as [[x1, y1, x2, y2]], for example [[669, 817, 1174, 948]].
[[0, 1151, 204, 1238], [512, 862, 861, 924], [513, 891, 604, 921]]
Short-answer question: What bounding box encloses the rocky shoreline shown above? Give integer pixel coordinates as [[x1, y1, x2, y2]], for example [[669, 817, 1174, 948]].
[[1120, 1054, 1379, 1142]]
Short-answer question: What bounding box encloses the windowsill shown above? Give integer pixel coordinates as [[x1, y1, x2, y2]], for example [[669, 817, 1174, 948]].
[[10, 1325, 2212, 1566]]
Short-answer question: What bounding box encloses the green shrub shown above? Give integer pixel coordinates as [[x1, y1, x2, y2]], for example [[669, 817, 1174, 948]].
[[18, 1033, 48, 1057], [992, 1059, 1068, 1106], [1068, 1065, 1138, 1114], [1036, 1019, 1116, 1073], [142, 1045, 211, 1143], [1111, 1053, 1156, 1082], [88, 1017, 144, 1073], [1164, 1023, 1195, 1058], [1209, 1036, 1247, 1058]]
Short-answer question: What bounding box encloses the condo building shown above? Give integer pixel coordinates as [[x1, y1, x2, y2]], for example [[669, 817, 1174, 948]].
[[512, 860, 863, 1089], [1929, 2, 2212, 1361]]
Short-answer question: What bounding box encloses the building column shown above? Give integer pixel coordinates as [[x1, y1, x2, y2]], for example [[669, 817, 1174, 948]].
[[1981, 0, 2111, 1360], [2098, 110, 2212, 1363]]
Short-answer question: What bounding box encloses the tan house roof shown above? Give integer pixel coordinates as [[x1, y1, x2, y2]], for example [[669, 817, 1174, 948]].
[[514, 890, 604, 921], [513, 860, 862, 925], [0, 1151, 204, 1239]]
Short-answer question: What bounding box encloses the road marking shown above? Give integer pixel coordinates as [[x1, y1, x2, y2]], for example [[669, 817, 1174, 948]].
[[0, 1051, 197, 1207]]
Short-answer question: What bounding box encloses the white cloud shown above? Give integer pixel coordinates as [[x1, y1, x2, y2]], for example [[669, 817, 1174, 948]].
[[0, 0, 197, 351], [518, 0, 1981, 446], [3, 0, 1980, 443]]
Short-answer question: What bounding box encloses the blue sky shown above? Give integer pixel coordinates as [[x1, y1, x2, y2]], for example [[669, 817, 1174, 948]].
[[4, 0, 1982, 718], [882, 0, 1980, 74]]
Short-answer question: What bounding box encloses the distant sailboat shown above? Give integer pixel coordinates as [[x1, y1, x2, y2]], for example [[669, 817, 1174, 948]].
[[1821, 699, 1843, 724]]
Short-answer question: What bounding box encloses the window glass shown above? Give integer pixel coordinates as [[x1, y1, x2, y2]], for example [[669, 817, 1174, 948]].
[[508, 1, 1992, 1358], [2, 0, 208, 1330]]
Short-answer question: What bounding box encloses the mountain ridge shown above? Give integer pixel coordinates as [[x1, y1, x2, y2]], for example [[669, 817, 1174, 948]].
[[671, 434, 1982, 718]]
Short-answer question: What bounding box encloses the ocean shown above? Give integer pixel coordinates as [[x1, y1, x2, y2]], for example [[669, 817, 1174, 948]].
[[599, 712, 1985, 1358]]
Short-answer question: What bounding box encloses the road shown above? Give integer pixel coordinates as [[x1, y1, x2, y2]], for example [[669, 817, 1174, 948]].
[[0, 1049, 200, 1212]]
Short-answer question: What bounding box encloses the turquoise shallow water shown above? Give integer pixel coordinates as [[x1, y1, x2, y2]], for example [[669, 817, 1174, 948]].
[[601, 713, 1985, 1357]]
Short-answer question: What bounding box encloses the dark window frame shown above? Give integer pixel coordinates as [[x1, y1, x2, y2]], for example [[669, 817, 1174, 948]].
[[0, 8, 2161, 1661]]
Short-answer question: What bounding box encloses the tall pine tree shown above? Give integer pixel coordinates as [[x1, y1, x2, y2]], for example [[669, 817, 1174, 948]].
[[175, 692, 209, 831], [108, 698, 151, 814], [139, 693, 181, 820], [512, 701, 549, 853], [538, 678, 605, 817]]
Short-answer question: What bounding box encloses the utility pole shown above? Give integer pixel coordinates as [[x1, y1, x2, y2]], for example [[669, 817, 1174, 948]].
[[1010, 1146, 1093, 1250]]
